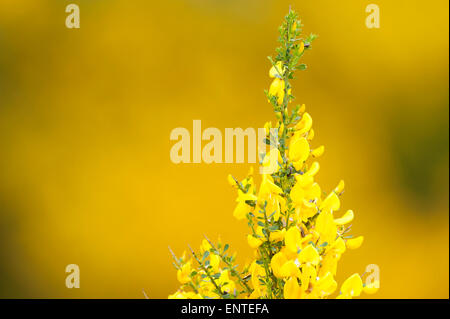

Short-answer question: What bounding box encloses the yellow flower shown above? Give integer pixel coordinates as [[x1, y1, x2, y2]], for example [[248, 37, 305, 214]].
[[298, 244, 320, 265], [270, 228, 286, 241], [307, 128, 315, 141], [289, 136, 310, 163], [319, 192, 340, 212], [168, 291, 185, 299], [298, 103, 306, 113], [258, 174, 283, 199], [266, 195, 285, 221], [331, 237, 346, 254], [264, 121, 272, 135], [316, 210, 337, 245], [304, 161, 320, 177], [271, 251, 289, 278], [168, 290, 202, 299], [200, 239, 211, 253], [177, 261, 191, 284], [346, 236, 364, 249], [334, 210, 354, 225], [334, 180, 345, 194], [262, 148, 282, 174], [210, 253, 221, 272], [319, 253, 339, 277], [363, 280, 380, 294], [295, 112, 313, 135], [247, 234, 263, 248], [313, 272, 337, 297], [278, 122, 285, 136], [300, 263, 316, 291], [285, 226, 302, 254], [251, 262, 266, 294], [281, 260, 301, 278], [340, 273, 363, 298], [311, 145, 325, 158], [299, 41, 305, 54], [233, 201, 249, 220], [269, 78, 285, 105], [233, 190, 257, 220], [269, 61, 285, 78], [218, 270, 236, 294], [284, 277, 302, 299]]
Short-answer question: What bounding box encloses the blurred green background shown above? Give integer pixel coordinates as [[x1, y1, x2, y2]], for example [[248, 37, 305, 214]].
[[0, 0, 448, 298]]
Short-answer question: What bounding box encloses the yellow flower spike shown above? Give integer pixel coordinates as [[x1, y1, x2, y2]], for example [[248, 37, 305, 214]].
[[269, 61, 285, 78], [177, 261, 191, 284], [346, 236, 364, 249], [298, 244, 320, 265], [271, 251, 289, 278], [270, 228, 286, 242], [341, 273, 363, 297], [269, 78, 285, 105], [305, 161, 320, 177], [363, 280, 380, 294], [295, 112, 313, 135], [289, 137, 310, 163], [320, 192, 340, 212], [285, 226, 302, 254], [247, 234, 263, 249], [169, 10, 376, 300], [284, 277, 302, 299], [280, 260, 301, 278], [311, 145, 325, 158], [334, 180, 345, 194], [334, 210, 354, 225]]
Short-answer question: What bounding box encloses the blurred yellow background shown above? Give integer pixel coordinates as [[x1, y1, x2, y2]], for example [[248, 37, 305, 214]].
[[0, 0, 448, 298]]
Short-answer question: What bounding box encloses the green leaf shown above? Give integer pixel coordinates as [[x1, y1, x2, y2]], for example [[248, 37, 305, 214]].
[[202, 250, 210, 261]]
